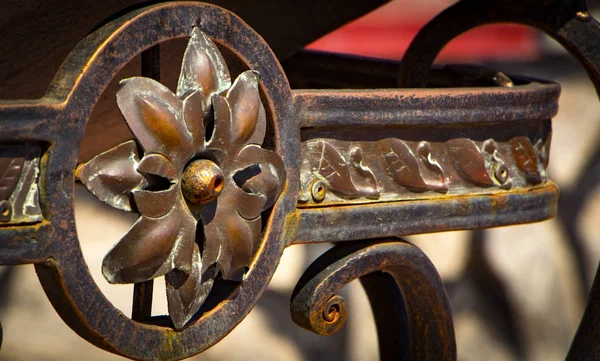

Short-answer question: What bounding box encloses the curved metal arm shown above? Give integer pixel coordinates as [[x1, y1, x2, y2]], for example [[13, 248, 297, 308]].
[[291, 240, 456, 361], [399, 0, 600, 93], [399, 0, 600, 357]]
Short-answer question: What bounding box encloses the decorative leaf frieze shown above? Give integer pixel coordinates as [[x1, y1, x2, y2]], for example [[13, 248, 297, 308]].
[[300, 135, 549, 206]]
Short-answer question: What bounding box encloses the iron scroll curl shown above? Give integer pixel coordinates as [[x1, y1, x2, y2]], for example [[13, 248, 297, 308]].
[[290, 239, 456, 361]]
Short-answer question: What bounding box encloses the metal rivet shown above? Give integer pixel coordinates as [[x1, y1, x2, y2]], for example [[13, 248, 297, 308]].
[[311, 180, 327, 202], [181, 159, 225, 205], [494, 164, 509, 185]]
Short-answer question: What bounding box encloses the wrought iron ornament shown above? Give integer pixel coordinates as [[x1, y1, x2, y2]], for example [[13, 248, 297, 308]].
[[76, 28, 285, 329], [1, 0, 599, 360], [299, 136, 548, 205]]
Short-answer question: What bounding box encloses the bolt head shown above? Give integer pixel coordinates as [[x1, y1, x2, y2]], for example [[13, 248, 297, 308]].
[[181, 159, 225, 205]]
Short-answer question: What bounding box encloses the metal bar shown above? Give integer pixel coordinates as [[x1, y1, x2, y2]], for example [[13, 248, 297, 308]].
[[0, 223, 52, 265], [399, 0, 599, 91], [293, 84, 559, 129], [567, 260, 600, 360], [293, 183, 558, 244], [360, 272, 411, 361], [131, 44, 160, 321]]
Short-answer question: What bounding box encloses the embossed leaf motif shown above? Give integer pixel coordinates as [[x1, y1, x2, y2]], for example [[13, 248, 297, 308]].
[[315, 141, 362, 197], [75, 28, 286, 330], [510, 136, 542, 185], [0, 157, 25, 201], [379, 139, 447, 192], [447, 138, 496, 187]]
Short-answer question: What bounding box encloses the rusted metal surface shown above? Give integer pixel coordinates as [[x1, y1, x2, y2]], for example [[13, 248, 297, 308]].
[[399, 0, 600, 91], [399, 0, 600, 358], [294, 183, 558, 244], [294, 83, 559, 128], [75, 28, 286, 329], [291, 240, 456, 361], [1, 3, 298, 359], [2, 0, 598, 360]]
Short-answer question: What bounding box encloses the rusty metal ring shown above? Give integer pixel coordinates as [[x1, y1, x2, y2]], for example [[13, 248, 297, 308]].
[[2, 2, 299, 360]]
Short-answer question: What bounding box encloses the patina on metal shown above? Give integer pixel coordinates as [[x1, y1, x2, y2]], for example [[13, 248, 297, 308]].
[[0, 0, 598, 360], [75, 27, 286, 329]]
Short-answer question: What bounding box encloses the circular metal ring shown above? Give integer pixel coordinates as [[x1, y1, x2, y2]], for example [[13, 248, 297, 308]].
[[33, 3, 298, 360]]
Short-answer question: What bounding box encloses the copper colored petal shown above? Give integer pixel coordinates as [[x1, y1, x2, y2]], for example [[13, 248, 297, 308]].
[[138, 153, 177, 180], [132, 186, 179, 218], [102, 207, 196, 284], [202, 206, 260, 281], [233, 145, 285, 211], [510, 136, 542, 185], [0, 156, 25, 201], [315, 140, 362, 196], [166, 244, 214, 330], [226, 182, 266, 220], [247, 97, 266, 146], [176, 27, 231, 99], [447, 138, 496, 187], [75, 141, 147, 211], [198, 204, 221, 273], [379, 139, 432, 192], [207, 95, 231, 151], [226, 71, 261, 146], [171, 207, 198, 276], [116, 77, 191, 166], [182, 91, 206, 149]]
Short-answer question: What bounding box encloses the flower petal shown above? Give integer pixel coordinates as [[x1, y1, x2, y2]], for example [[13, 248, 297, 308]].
[[132, 186, 180, 218], [248, 99, 266, 146], [116, 77, 191, 167], [176, 27, 231, 99], [226, 71, 263, 146], [202, 205, 261, 281], [166, 244, 214, 330], [227, 183, 266, 220], [233, 145, 286, 211], [207, 94, 231, 151], [75, 141, 147, 211], [138, 153, 177, 180], [182, 91, 206, 149], [102, 206, 196, 284]]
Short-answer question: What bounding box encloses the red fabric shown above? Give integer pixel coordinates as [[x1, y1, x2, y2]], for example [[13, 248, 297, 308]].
[[307, 4, 539, 62]]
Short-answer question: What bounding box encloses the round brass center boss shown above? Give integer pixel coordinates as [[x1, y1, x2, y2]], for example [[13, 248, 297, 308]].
[[181, 159, 225, 205]]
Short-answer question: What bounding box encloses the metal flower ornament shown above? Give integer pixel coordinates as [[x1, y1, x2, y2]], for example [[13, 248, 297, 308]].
[[75, 28, 286, 329]]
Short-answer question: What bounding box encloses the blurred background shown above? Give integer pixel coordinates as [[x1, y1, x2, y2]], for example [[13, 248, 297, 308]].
[[1, 0, 600, 360]]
